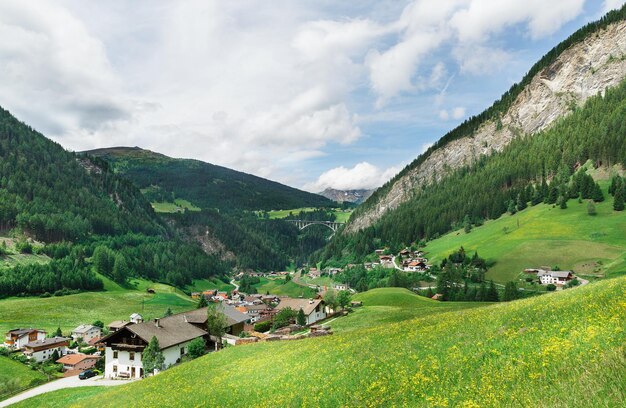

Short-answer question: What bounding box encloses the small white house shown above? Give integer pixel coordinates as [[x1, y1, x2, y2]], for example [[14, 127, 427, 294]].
[[333, 283, 349, 291], [537, 270, 573, 285], [275, 298, 327, 326], [23, 337, 69, 363], [130, 313, 144, 324], [71, 324, 102, 343]]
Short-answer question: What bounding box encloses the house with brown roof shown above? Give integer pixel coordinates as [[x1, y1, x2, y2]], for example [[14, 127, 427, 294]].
[[275, 298, 326, 325], [4, 328, 46, 350], [23, 337, 69, 362], [57, 353, 100, 375], [101, 305, 249, 379]]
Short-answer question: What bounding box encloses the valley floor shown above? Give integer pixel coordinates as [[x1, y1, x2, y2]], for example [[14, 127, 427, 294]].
[[9, 278, 626, 407]]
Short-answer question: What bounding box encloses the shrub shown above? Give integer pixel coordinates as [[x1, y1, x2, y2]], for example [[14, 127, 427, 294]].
[[254, 321, 272, 333], [546, 284, 557, 292]]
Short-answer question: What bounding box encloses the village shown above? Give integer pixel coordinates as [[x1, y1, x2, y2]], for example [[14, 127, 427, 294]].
[[2, 276, 358, 384], [1, 248, 585, 390]]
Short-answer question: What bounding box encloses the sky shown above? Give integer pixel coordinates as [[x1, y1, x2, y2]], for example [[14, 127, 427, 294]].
[[0, 0, 624, 192]]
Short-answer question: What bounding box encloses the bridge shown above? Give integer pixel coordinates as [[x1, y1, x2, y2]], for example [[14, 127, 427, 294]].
[[285, 220, 345, 233]]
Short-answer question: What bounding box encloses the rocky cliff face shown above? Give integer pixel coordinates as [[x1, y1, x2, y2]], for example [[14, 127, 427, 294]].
[[347, 20, 626, 233]]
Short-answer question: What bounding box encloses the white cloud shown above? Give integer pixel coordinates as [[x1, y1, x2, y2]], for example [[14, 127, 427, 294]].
[[438, 106, 466, 121], [0, 0, 594, 188], [602, 0, 626, 13], [305, 162, 401, 191]]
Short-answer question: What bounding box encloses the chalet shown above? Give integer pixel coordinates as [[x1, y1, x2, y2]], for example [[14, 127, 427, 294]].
[[57, 353, 100, 374], [214, 291, 229, 301], [308, 268, 321, 279], [23, 337, 69, 362], [275, 298, 326, 325], [4, 328, 46, 350], [404, 261, 427, 272], [71, 324, 102, 343], [537, 270, 574, 285], [237, 303, 272, 323], [374, 249, 385, 255], [400, 249, 410, 256], [101, 305, 248, 379]]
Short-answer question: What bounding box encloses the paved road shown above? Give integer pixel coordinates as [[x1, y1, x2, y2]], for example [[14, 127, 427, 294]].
[[0, 375, 134, 407], [230, 278, 240, 292]]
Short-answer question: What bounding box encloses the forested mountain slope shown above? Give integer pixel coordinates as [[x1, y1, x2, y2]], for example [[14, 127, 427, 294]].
[[321, 76, 626, 264], [0, 107, 228, 297], [348, 6, 626, 233], [0, 109, 164, 241], [83, 147, 333, 212]]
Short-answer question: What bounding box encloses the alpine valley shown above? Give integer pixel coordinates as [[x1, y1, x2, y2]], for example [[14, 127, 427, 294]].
[[1, 3, 626, 408]]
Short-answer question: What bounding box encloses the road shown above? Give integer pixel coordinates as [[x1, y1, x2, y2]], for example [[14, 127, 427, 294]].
[[230, 278, 239, 292], [0, 375, 134, 407]]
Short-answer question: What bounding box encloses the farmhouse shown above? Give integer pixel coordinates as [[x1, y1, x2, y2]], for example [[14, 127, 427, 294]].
[[275, 298, 326, 325], [107, 320, 133, 332], [130, 313, 144, 324], [537, 270, 574, 285], [71, 324, 102, 342], [101, 305, 248, 379], [333, 283, 349, 291], [57, 353, 100, 374], [4, 328, 46, 350], [23, 337, 70, 362]]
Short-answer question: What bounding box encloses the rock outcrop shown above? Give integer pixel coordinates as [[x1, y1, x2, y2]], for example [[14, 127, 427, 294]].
[[347, 20, 626, 233]]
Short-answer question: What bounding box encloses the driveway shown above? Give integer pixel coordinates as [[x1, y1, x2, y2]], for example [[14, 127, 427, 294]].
[[0, 375, 134, 407]]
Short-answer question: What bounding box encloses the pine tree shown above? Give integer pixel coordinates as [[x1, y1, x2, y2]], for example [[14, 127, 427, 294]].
[[142, 336, 165, 376], [592, 183, 604, 202], [112, 254, 128, 283], [55, 326, 62, 337], [516, 192, 527, 211], [614, 186, 625, 211], [486, 280, 499, 302], [296, 308, 306, 326], [559, 195, 568, 209], [197, 296, 208, 308], [546, 184, 559, 204], [503, 281, 519, 301], [507, 200, 517, 215]]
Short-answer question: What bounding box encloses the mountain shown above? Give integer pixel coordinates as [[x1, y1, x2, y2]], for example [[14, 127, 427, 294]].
[[0, 107, 229, 297], [347, 7, 626, 234], [24, 280, 626, 407], [83, 147, 334, 212], [319, 188, 373, 204]]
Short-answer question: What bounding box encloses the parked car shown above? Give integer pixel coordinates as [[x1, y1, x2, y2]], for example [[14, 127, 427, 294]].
[[79, 370, 97, 380]]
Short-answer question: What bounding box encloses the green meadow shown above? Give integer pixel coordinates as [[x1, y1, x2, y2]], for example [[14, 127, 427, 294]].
[[150, 198, 201, 213], [423, 182, 626, 282], [0, 357, 50, 400], [0, 275, 196, 335], [253, 277, 316, 298], [14, 279, 626, 407], [184, 278, 235, 294], [264, 207, 352, 223]]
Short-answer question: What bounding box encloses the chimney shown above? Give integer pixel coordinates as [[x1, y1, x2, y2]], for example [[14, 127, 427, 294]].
[[154, 318, 160, 328], [183, 315, 188, 323]]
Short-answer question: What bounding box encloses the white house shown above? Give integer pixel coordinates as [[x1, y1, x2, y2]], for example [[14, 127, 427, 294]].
[[71, 324, 102, 343], [4, 329, 46, 350], [538, 270, 573, 285], [274, 298, 326, 326], [23, 337, 69, 362], [333, 283, 349, 291], [130, 313, 144, 324], [101, 316, 207, 379]]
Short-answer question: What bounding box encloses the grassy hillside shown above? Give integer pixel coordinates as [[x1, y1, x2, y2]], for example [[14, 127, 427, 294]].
[[0, 356, 49, 400], [423, 181, 626, 282], [19, 279, 626, 407], [253, 277, 317, 298], [83, 147, 333, 212], [0, 275, 195, 335]]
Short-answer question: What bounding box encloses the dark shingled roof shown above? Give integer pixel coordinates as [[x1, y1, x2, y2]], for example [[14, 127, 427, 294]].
[[171, 305, 249, 326], [127, 316, 207, 349]]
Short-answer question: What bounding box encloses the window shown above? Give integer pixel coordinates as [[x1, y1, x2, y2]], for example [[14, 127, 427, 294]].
[[129, 352, 135, 361], [113, 351, 118, 359], [113, 365, 117, 373], [180, 347, 185, 356]]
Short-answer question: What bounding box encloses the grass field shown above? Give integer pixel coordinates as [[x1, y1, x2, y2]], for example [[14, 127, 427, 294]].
[[0, 275, 196, 335], [18, 278, 626, 407], [264, 207, 352, 223], [423, 182, 626, 282], [0, 357, 49, 400], [253, 277, 317, 298], [184, 278, 235, 294], [150, 199, 201, 213], [0, 237, 50, 269], [9, 387, 107, 408]]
